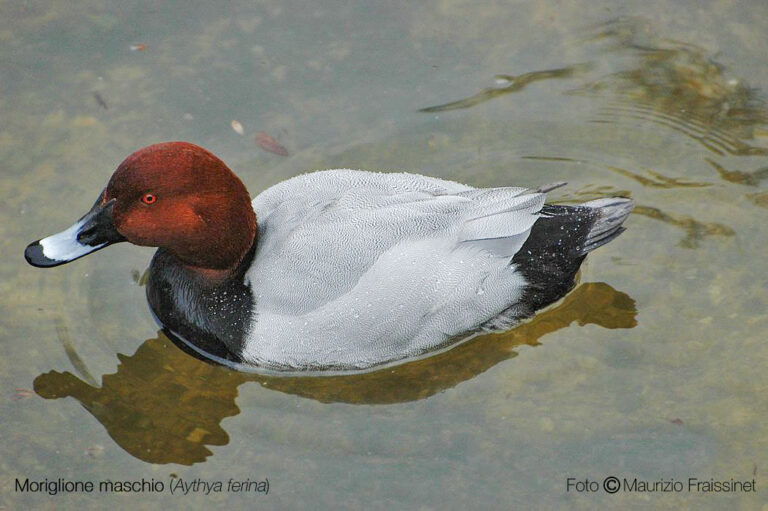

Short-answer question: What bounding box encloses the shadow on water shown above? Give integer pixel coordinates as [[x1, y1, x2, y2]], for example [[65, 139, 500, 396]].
[[415, 17, 768, 249], [704, 158, 768, 186], [747, 192, 768, 208], [418, 17, 768, 162], [632, 205, 735, 249], [33, 281, 636, 465], [419, 65, 590, 113], [577, 17, 768, 158], [524, 156, 736, 248]]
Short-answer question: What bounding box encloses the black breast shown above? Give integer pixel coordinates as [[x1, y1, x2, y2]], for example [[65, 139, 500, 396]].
[[146, 243, 257, 364]]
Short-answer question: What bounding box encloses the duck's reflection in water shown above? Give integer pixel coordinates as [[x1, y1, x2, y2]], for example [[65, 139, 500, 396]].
[[34, 282, 636, 465]]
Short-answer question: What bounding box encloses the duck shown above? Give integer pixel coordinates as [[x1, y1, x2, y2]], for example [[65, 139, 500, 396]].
[[25, 141, 633, 372]]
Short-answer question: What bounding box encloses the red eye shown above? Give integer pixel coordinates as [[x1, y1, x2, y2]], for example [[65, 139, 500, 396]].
[[142, 193, 157, 205]]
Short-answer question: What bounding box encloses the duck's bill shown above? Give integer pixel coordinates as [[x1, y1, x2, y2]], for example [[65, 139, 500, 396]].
[[25, 196, 125, 268]]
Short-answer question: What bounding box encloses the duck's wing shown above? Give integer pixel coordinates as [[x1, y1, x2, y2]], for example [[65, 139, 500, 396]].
[[248, 170, 548, 315], [454, 185, 561, 256], [251, 169, 473, 218]]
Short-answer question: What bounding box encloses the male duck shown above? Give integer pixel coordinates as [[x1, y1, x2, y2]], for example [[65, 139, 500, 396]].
[[25, 142, 633, 372]]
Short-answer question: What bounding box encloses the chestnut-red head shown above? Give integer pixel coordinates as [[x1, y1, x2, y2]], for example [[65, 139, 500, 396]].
[[25, 142, 257, 273]]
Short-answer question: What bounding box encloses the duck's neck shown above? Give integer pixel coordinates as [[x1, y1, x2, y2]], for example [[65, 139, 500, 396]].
[[162, 198, 258, 272], [146, 239, 258, 363]]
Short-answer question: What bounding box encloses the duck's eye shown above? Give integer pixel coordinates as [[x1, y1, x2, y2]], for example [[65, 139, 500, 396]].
[[142, 193, 157, 205]]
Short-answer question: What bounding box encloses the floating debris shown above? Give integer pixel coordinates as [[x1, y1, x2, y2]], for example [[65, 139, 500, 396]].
[[130, 269, 150, 285], [129, 43, 148, 52], [12, 388, 35, 400], [92, 92, 108, 110], [255, 131, 289, 156], [419, 64, 589, 113], [230, 120, 245, 135], [84, 445, 104, 458]]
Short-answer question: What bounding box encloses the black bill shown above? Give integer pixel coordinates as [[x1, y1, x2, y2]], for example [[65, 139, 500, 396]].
[[25, 195, 125, 268]]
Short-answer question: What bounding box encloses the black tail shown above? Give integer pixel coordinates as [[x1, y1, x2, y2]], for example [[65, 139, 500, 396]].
[[511, 198, 634, 317]]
